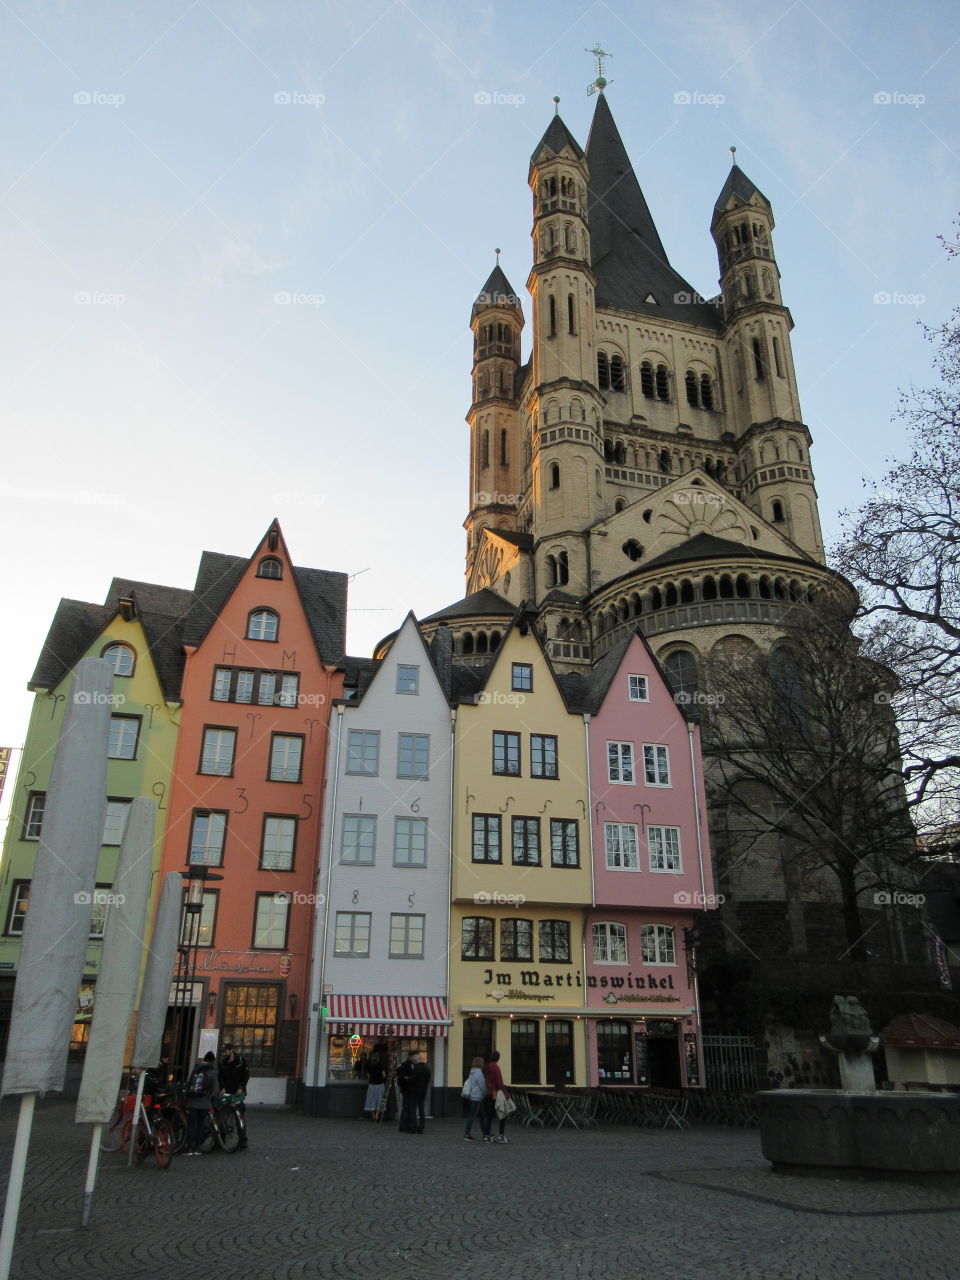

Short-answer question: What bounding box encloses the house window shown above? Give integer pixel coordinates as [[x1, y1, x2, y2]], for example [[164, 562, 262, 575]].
[[188, 810, 228, 865], [640, 360, 655, 398], [511, 663, 533, 692], [664, 652, 699, 706], [396, 664, 419, 694], [511, 816, 540, 866], [546, 1020, 575, 1085], [604, 823, 639, 871], [492, 732, 521, 776], [269, 734, 303, 783], [257, 557, 283, 579], [397, 733, 429, 779], [23, 792, 45, 840], [334, 911, 371, 957], [530, 734, 558, 779], [655, 364, 670, 401], [221, 983, 281, 1068], [511, 1019, 540, 1084], [5, 882, 29, 935], [341, 815, 376, 865], [607, 741, 634, 784], [550, 819, 579, 868], [643, 744, 671, 787], [648, 825, 681, 873], [389, 913, 425, 959], [346, 730, 380, 776], [500, 918, 533, 961], [472, 814, 502, 863], [539, 919, 571, 962], [641, 924, 676, 965], [394, 817, 428, 867], [261, 815, 297, 870], [108, 715, 140, 760], [592, 921, 628, 964], [102, 643, 135, 676], [89, 885, 119, 939], [628, 675, 649, 702], [211, 667, 299, 707], [247, 609, 278, 641], [180, 890, 218, 946], [252, 893, 289, 949], [461, 916, 494, 960], [199, 727, 236, 776], [102, 799, 131, 847], [596, 1021, 632, 1081]]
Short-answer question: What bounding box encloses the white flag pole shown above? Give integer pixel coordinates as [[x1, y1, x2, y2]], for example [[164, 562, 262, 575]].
[[80, 1126, 103, 1228], [0, 1094, 36, 1280]]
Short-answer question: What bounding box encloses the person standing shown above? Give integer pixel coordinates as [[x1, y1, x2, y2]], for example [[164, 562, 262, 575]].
[[397, 1049, 430, 1133], [484, 1050, 511, 1144], [184, 1051, 219, 1156], [363, 1050, 386, 1120], [219, 1042, 250, 1148], [463, 1056, 491, 1142]]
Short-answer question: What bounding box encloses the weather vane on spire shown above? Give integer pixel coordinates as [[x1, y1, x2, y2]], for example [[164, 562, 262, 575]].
[[586, 44, 612, 96]]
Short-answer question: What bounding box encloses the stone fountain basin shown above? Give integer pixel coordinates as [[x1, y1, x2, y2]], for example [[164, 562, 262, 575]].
[[758, 1089, 960, 1175]]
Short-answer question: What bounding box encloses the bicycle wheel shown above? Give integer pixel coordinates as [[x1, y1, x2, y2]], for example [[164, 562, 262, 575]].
[[199, 1114, 216, 1154], [121, 1119, 148, 1164], [152, 1119, 173, 1169], [100, 1109, 125, 1152], [162, 1107, 187, 1154], [216, 1109, 240, 1153]]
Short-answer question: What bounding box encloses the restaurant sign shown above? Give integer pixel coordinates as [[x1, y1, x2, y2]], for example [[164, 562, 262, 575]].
[[328, 1022, 444, 1038]]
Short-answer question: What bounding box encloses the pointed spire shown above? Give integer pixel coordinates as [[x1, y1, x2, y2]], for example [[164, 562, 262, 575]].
[[585, 93, 667, 263], [712, 154, 769, 228], [473, 260, 521, 315], [530, 110, 584, 167]]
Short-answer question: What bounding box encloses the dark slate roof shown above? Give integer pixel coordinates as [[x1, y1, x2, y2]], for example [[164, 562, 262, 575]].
[[421, 588, 514, 623], [640, 532, 809, 573], [107, 577, 192, 701], [450, 662, 487, 702], [515, 358, 531, 398], [473, 264, 522, 314], [29, 599, 115, 693], [487, 529, 533, 550], [712, 163, 768, 228], [531, 112, 584, 164], [340, 655, 381, 703], [541, 588, 582, 606], [585, 94, 722, 331], [182, 552, 246, 648]]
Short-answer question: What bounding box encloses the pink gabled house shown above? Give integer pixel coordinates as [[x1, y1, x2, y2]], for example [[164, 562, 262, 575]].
[[584, 632, 715, 1089]]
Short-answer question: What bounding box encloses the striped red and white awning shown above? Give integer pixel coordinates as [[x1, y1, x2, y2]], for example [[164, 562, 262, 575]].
[[326, 995, 450, 1036]]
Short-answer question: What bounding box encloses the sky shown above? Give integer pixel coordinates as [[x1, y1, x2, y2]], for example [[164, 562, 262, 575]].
[[0, 0, 958, 767]]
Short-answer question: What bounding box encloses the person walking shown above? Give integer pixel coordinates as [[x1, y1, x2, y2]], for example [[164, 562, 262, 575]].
[[184, 1051, 219, 1155], [396, 1049, 430, 1133], [219, 1042, 250, 1148], [363, 1050, 386, 1120], [463, 1056, 491, 1142], [484, 1050, 511, 1144]]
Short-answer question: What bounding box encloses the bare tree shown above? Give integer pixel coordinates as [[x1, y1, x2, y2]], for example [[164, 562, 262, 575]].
[[701, 594, 917, 960]]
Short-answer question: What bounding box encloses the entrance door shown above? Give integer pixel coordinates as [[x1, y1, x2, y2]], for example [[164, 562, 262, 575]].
[[545, 1020, 574, 1085], [462, 1018, 494, 1080], [646, 1021, 681, 1088]]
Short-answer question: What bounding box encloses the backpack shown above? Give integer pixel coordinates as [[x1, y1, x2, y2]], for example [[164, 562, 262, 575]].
[[186, 1067, 208, 1099]]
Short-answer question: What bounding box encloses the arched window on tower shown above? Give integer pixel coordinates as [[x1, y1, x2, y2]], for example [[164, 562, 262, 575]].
[[640, 361, 654, 398], [481, 431, 490, 468], [614, 442, 626, 465], [564, 223, 575, 252], [702, 576, 717, 600], [597, 351, 610, 390], [610, 355, 625, 392], [500, 430, 508, 466], [558, 552, 569, 585], [658, 449, 672, 474], [550, 463, 561, 490], [665, 650, 699, 706], [604, 439, 614, 463], [476, 633, 488, 655], [546, 555, 557, 587], [655, 364, 670, 401], [548, 295, 557, 338], [567, 294, 576, 335], [771, 499, 785, 524], [700, 374, 714, 411], [685, 371, 699, 408], [461, 633, 474, 656], [752, 338, 765, 380], [772, 336, 784, 377]]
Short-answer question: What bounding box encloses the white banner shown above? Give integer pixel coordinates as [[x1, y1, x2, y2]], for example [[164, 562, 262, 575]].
[[132, 872, 181, 1069]]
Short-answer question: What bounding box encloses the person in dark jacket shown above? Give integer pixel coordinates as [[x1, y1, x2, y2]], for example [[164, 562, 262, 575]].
[[484, 1050, 511, 1144], [219, 1043, 250, 1148], [184, 1051, 218, 1155], [363, 1051, 386, 1119], [396, 1050, 430, 1133]]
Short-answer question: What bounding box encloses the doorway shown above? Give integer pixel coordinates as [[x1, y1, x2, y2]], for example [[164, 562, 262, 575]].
[[462, 1018, 494, 1080], [645, 1020, 681, 1088]]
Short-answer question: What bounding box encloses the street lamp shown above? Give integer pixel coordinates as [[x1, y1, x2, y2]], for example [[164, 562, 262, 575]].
[[174, 867, 223, 1080]]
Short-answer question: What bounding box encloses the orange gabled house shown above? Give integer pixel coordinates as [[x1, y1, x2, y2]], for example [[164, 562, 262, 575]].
[[161, 520, 346, 1103]]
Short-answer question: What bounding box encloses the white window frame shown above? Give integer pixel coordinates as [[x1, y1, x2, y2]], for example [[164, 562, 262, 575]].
[[108, 716, 139, 760], [189, 810, 228, 865], [23, 792, 45, 841], [247, 609, 278, 641], [341, 814, 376, 866], [648, 825, 682, 873], [604, 822, 639, 871], [269, 734, 303, 783], [103, 643, 135, 677], [640, 923, 676, 966], [261, 815, 297, 870], [393, 817, 428, 868], [627, 674, 649, 702], [200, 727, 236, 776], [6, 882, 29, 935], [396, 664, 420, 695], [253, 893, 289, 949], [102, 799, 131, 847], [607, 740, 634, 784], [643, 743, 671, 787], [334, 911, 371, 958], [592, 921, 628, 964], [346, 730, 380, 776], [397, 733, 429, 779], [389, 912, 425, 959]]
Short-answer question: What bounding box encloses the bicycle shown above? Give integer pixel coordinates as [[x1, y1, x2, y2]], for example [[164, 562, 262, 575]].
[[198, 1093, 243, 1154], [100, 1089, 137, 1152], [120, 1096, 174, 1168]]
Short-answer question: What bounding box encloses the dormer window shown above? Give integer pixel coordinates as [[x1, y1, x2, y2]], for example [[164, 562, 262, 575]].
[[247, 609, 279, 642], [102, 643, 135, 677], [258, 557, 283, 579]]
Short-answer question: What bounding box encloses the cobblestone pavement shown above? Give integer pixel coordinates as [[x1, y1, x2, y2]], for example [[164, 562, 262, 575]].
[[1, 1098, 959, 1280]]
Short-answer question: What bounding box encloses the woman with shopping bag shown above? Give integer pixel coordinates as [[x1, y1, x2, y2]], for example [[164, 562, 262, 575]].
[[484, 1050, 516, 1144]]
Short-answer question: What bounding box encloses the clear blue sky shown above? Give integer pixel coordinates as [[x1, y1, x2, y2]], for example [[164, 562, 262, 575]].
[[1, 0, 958, 756]]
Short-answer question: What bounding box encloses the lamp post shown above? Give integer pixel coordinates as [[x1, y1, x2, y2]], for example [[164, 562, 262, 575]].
[[174, 867, 223, 1080]]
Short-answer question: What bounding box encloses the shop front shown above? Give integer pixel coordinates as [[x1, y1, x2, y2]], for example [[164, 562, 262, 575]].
[[316, 994, 450, 1118]]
